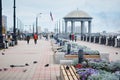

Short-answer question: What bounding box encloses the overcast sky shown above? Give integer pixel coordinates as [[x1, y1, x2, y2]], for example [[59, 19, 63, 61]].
[[2, 0, 120, 32]]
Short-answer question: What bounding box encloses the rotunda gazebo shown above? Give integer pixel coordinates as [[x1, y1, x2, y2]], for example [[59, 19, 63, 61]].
[[63, 10, 92, 36]]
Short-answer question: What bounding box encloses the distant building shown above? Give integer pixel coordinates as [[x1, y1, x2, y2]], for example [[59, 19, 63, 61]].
[[38, 26, 41, 33], [75, 26, 87, 34], [75, 26, 80, 34], [64, 10, 92, 35], [102, 31, 107, 34], [2, 15, 7, 34], [67, 26, 71, 33], [65, 25, 87, 34], [54, 28, 57, 33], [44, 28, 49, 33]]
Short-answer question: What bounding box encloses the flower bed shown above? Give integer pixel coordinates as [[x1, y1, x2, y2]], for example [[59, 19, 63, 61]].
[[53, 40, 100, 55], [75, 60, 120, 80], [87, 60, 120, 72]]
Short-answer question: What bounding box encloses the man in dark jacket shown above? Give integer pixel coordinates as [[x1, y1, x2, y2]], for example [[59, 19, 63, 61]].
[[26, 35, 30, 44]]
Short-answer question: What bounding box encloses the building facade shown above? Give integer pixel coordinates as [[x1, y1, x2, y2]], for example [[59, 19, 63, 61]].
[[2, 15, 7, 34]]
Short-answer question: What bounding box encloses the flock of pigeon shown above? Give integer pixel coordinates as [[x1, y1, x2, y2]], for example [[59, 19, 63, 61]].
[[0, 49, 49, 72]]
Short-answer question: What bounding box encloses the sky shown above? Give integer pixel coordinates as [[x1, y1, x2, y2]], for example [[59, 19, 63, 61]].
[[2, 0, 120, 33]]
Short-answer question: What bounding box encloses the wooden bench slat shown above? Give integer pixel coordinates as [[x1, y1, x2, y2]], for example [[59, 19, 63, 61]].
[[60, 65, 80, 80], [69, 67, 75, 76], [62, 70, 67, 76], [65, 55, 100, 59], [72, 76, 78, 80], [66, 70, 71, 76], [64, 76, 69, 80], [60, 66, 69, 80], [69, 67, 79, 80], [63, 65, 74, 80], [68, 76, 74, 80], [71, 66, 79, 79], [61, 65, 65, 70]]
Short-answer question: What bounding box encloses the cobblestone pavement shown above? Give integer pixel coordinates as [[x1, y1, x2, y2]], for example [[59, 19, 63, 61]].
[[0, 39, 60, 80]]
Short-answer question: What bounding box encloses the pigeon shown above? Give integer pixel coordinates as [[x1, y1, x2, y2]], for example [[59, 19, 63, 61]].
[[44, 64, 49, 67], [0, 69, 2, 71], [66, 66, 69, 70], [23, 69, 27, 72], [3, 68, 8, 71], [116, 52, 118, 55], [10, 65, 15, 68], [2, 53, 5, 55], [33, 61, 38, 64], [25, 63, 29, 66]]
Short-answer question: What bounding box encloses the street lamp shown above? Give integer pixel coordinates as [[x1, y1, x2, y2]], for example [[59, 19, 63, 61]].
[[0, 0, 4, 48], [33, 23, 35, 35], [36, 13, 42, 34], [13, 0, 17, 45], [59, 19, 61, 34]]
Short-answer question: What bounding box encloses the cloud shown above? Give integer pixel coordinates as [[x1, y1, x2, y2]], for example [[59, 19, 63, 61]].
[[2, 0, 120, 32]]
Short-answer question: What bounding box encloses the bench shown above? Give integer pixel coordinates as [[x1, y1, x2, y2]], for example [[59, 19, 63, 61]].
[[60, 65, 80, 80], [65, 55, 100, 59]]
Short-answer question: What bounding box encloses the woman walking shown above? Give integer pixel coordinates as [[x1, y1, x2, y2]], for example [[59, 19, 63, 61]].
[[33, 33, 38, 44]]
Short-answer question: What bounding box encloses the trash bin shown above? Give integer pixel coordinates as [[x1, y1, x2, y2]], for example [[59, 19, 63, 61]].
[[67, 43, 71, 54], [78, 49, 84, 63]]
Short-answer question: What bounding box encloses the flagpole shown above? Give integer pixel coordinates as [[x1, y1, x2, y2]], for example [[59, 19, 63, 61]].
[[36, 13, 42, 34], [50, 12, 53, 21]]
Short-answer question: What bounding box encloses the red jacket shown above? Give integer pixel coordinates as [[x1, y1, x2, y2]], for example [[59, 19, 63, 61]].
[[34, 34, 38, 40], [71, 34, 74, 40]]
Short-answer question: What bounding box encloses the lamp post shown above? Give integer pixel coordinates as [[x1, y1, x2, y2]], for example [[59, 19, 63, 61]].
[[13, 0, 17, 45], [0, 0, 4, 48], [33, 24, 34, 35], [59, 19, 61, 34], [36, 13, 42, 34]]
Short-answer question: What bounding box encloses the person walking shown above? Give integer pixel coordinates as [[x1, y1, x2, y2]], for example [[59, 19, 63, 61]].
[[45, 33, 49, 40], [75, 35, 77, 42], [26, 35, 30, 44], [71, 34, 74, 41], [69, 34, 72, 40], [33, 33, 38, 44]]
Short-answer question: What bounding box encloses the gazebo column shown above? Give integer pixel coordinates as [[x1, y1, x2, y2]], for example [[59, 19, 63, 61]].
[[65, 20, 68, 33], [71, 21, 75, 33], [88, 21, 91, 36], [81, 21, 84, 36]]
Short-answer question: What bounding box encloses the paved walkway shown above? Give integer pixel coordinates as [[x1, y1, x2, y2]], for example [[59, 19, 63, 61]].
[[0, 39, 60, 80], [0, 38, 120, 80], [76, 40, 120, 62]]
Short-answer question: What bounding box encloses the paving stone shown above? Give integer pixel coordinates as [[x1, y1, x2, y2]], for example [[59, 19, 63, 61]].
[[0, 39, 60, 80]]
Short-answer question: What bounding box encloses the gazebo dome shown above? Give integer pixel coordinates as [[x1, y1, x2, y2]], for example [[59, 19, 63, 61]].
[[64, 10, 92, 19]]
